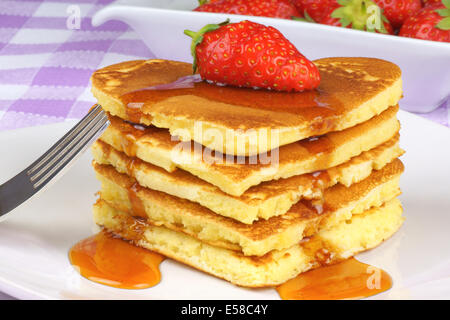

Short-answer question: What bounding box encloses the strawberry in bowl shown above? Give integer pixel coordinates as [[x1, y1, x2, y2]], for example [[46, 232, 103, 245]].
[[194, 0, 302, 19], [292, 0, 394, 34], [423, 0, 443, 7], [399, 0, 450, 41], [184, 20, 320, 91], [318, 0, 394, 34], [374, 0, 422, 29]]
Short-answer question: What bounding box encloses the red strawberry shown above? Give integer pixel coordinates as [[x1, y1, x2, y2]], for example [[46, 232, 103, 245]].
[[193, 0, 302, 20], [290, 0, 304, 11], [399, 1, 450, 42], [374, 0, 422, 29], [184, 20, 321, 92], [292, 0, 339, 22], [422, 0, 442, 6], [316, 0, 394, 33]]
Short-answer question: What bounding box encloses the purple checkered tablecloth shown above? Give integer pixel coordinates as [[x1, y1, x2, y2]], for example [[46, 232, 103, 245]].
[[0, 0, 155, 131], [0, 0, 449, 130]]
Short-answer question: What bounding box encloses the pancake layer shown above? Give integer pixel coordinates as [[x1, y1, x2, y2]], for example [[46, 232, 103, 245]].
[[91, 58, 402, 155], [100, 105, 400, 197], [93, 136, 403, 224], [93, 198, 404, 287], [94, 159, 403, 256]]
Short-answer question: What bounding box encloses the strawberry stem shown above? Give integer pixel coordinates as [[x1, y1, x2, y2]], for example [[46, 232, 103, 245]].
[[184, 19, 230, 73], [332, 0, 388, 33], [292, 11, 315, 23]]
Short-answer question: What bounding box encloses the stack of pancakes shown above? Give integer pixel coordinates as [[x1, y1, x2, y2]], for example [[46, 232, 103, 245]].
[[90, 57, 405, 287]]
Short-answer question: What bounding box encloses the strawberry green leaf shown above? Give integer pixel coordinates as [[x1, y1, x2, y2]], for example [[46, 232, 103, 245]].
[[293, 10, 316, 22], [436, 9, 450, 17], [337, 0, 351, 6], [184, 19, 230, 73], [341, 17, 352, 28], [436, 0, 450, 30], [436, 17, 450, 30], [330, 0, 388, 33], [442, 0, 450, 9], [304, 10, 315, 22]]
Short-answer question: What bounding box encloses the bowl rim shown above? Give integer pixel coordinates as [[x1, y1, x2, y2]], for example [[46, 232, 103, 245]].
[[95, 3, 450, 51]]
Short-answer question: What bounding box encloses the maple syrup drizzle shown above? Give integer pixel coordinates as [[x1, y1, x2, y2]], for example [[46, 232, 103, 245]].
[[121, 133, 139, 157], [310, 170, 331, 190], [301, 135, 335, 156], [276, 258, 392, 300], [120, 81, 340, 116], [109, 117, 146, 158], [118, 71, 344, 139], [69, 230, 165, 289], [125, 102, 144, 124], [296, 170, 331, 215], [127, 182, 147, 219], [126, 157, 137, 176]]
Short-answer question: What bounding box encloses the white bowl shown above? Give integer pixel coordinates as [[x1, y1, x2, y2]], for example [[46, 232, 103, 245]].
[[93, 0, 450, 113]]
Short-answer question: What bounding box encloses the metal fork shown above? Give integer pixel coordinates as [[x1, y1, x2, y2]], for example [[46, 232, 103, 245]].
[[0, 104, 109, 220]]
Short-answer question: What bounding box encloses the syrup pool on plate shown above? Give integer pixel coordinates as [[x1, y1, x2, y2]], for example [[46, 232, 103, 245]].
[[70, 231, 392, 298], [69, 230, 165, 289], [277, 257, 392, 300]]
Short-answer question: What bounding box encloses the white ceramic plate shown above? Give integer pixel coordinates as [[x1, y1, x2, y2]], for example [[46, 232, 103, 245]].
[[0, 110, 449, 300], [92, 0, 450, 113]]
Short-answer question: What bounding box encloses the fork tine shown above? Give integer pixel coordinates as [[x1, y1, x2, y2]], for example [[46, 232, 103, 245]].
[[0, 106, 109, 218], [29, 107, 106, 183], [31, 111, 109, 189], [27, 105, 103, 176]]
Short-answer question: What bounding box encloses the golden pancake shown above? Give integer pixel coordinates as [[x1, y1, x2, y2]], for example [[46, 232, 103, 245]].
[[99, 105, 400, 197], [91, 58, 402, 156], [93, 159, 404, 256], [93, 198, 404, 287], [92, 135, 403, 223]]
